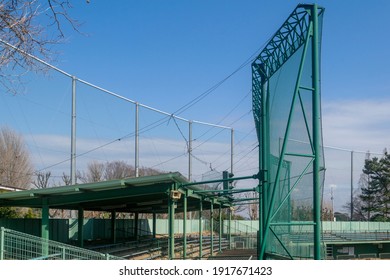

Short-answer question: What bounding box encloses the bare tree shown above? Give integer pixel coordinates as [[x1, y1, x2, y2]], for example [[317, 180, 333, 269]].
[[32, 171, 51, 189], [0, 126, 33, 189], [104, 160, 134, 180], [77, 161, 105, 183], [246, 191, 258, 220], [0, 0, 81, 92], [76, 160, 163, 184]]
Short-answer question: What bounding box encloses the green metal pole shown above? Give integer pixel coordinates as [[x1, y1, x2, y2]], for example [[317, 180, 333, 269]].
[[168, 193, 175, 259], [134, 212, 139, 240], [183, 192, 187, 259], [257, 186, 262, 259], [41, 204, 49, 240], [287, 162, 292, 233], [199, 198, 203, 259], [228, 207, 232, 249], [259, 63, 267, 259], [311, 3, 322, 260], [152, 211, 157, 239], [210, 201, 214, 257], [218, 204, 222, 252], [111, 210, 117, 244], [0, 227, 4, 260], [41, 200, 49, 256], [78, 208, 84, 247]]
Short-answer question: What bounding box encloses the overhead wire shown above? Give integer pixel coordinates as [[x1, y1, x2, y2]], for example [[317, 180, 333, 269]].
[[0, 38, 269, 178]]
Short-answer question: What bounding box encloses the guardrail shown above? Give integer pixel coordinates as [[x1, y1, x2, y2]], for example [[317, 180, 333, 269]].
[[0, 227, 124, 260]]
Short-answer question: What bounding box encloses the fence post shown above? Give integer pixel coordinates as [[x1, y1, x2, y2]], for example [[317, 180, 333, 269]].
[[0, 227, 5, 260], [60, 246, 66, 260]]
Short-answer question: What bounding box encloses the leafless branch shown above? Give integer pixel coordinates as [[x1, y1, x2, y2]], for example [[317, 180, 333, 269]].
[[0, 0, 82, 93]]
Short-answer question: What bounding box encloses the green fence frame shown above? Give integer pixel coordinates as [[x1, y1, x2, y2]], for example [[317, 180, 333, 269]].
[[252, 4, 325, 259], [0, 227, 123, 260]]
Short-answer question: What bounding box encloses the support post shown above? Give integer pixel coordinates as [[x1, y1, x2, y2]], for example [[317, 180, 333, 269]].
[[152, 212, 157, 239], [259, 63, 268, 259], [188, 121, 193, 181], [135, 102, 139, 177], [199, 198, 203, 259], [134, 212, 139, 240], [78, 208, 84, 248], [0, 227, 5, 260], [210, 201, 214, 257], [41, 200, 49, 256], [311, 3, 322, 260], [228, 207, 232, 249], [183, 191, 187, 259], [71, 76, 76, 185], [218, 204, 222, 252], [350, 150, 354, 221], [70, 76, 77, 220], [41, 203, 49, 241], [231, 128, 234, 175], [168, 190, 175, 260], [258, 185, 262, 259], [111, 211, 117, 244]]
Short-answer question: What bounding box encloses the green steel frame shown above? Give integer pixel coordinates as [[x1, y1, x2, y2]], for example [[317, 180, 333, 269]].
[[252, 4, 325, 260], [0, 172, 247, 260]]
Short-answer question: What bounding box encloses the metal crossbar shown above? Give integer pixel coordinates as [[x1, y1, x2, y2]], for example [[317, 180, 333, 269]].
[[0, 227, 124, 260]]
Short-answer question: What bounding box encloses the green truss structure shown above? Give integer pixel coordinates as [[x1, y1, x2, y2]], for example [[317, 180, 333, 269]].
[[252, 4, 325, 260]]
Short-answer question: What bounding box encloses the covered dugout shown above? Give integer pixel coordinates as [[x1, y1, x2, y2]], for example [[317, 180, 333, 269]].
[[0, 172, 232, 259]]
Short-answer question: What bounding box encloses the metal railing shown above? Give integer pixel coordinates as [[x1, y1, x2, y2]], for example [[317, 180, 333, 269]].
[[0, 227, 124, 260]]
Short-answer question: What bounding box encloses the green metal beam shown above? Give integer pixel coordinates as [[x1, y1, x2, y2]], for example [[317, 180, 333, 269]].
[[181, 174, 258, 188], [168, 199, 174, 259], [111, 210, 117, 244], [0, 227, 4, 260], [134, 212, 139, 241], [41, 200, 49, 256], [193, 187, 256, 194], [310, 3, 322, 260], [183, 192, 187, 259], [218, 204, 222, 252], [199, 198, 203, 259], [78, 208, 84, 247], [210, 202, 214, 257], [152, 212, 157, 239]]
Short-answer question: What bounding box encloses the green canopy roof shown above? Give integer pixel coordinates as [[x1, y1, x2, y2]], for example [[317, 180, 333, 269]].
[[0, 172, 230, 214]]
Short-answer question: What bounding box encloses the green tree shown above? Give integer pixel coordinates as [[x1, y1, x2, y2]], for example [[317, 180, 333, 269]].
[[359, 151, 390, 221]]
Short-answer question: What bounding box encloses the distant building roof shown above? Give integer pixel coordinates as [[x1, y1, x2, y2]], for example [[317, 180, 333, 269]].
[[0, 185, 24, 192]]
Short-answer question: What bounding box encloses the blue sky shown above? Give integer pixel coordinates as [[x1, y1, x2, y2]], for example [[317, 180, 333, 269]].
[[1, 0, 390, 212]]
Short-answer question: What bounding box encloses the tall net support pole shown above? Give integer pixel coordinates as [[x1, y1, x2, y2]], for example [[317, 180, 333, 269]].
[[311, 3, 322, 260], [259, 64, 269, 258], [231, 128, 234, 175], [71, 76, 77, 186], [188, 121, 193, 182], [350, 150, 354, 221], [135, 102, 140, 177]]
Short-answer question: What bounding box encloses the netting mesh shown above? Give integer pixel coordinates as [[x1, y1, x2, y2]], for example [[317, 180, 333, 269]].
[[253, 6, 325, 259]]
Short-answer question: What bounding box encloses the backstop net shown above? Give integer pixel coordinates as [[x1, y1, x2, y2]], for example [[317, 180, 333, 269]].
[[252, 4, 325, 259]]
